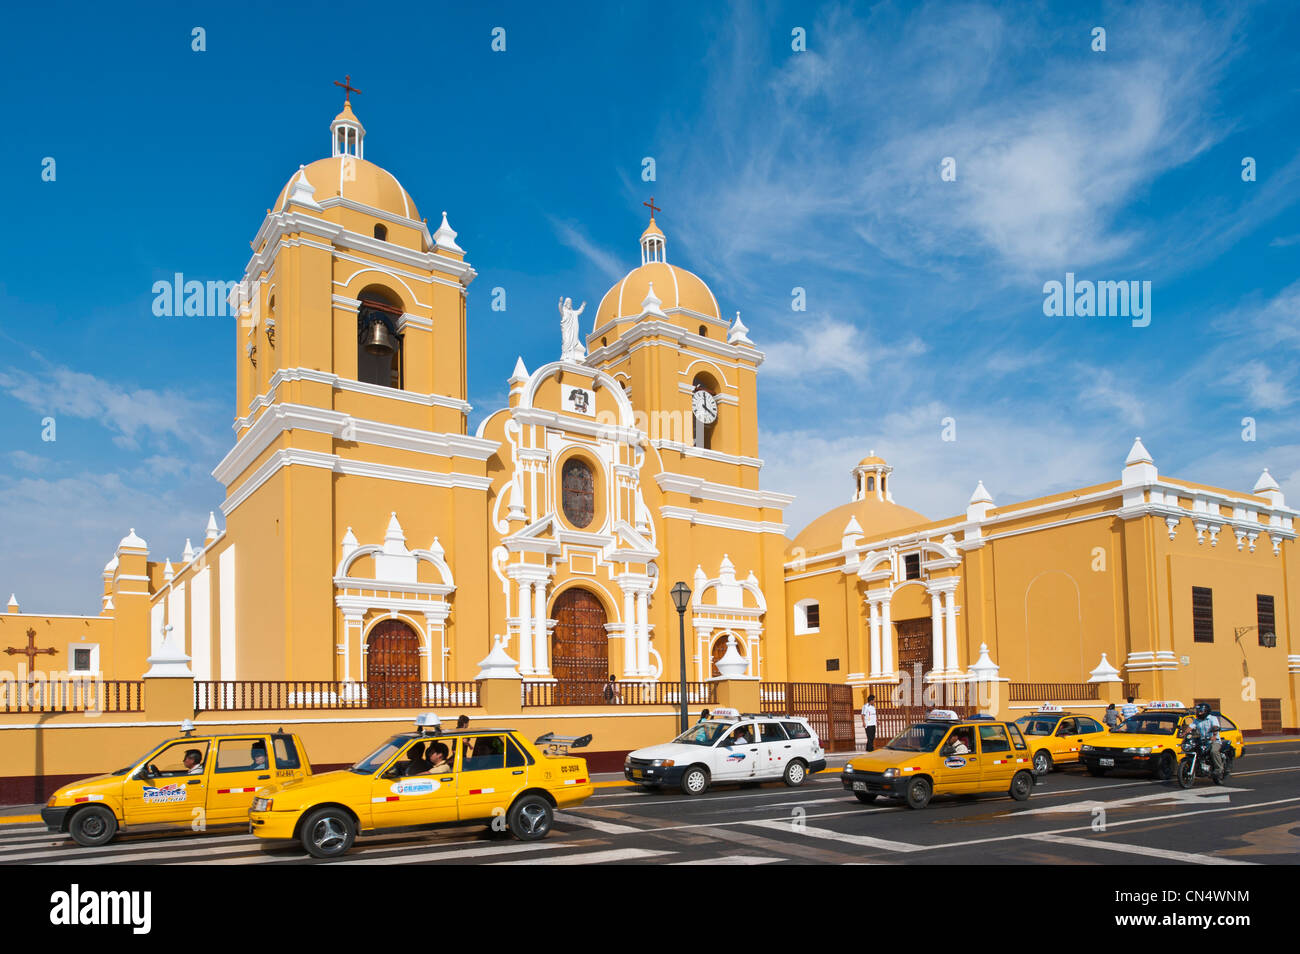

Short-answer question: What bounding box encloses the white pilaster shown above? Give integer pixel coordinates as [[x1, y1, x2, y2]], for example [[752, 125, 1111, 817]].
[[533, 580, 548, 674], [930, 590, 944, 675], [517, 581, 534, 674], [943, 590, 958, 673], [623, 588, 636, 675], [880, 597, 893, 676], [635, 590, 650, 676], [868, 599, 882, 678]]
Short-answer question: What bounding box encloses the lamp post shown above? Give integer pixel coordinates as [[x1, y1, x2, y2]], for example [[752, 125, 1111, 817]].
[[670, 581, 692, 733]]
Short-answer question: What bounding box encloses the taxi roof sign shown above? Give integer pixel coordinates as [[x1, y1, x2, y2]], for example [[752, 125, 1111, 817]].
[[1036, 704, 1063, 713], [1144, 700, 1186, 710], [710, 707, 741, 719], [927, 709, 961, 721], [415, 713, 443, 733]]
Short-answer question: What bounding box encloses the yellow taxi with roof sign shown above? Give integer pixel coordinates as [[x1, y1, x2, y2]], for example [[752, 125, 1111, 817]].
[[248, 714, 594, 858], [840, 710, 1037, 809], [1077, 701, 1245, 779], [1013, 704, 1109, 774], [41, 721, 310, 847]]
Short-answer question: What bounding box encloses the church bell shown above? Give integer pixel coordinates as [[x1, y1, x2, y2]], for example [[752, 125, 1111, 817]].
[[362, 316, 397, 356]]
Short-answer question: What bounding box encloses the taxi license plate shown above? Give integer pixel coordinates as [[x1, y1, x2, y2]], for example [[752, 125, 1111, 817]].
[[631, 770, 643, 779], [1100, 758, 1115, 767], [852, 782, 868, 792]]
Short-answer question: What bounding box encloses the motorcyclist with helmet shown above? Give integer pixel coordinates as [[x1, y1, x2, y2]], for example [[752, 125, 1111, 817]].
[[1182, 703, 1223, 779]]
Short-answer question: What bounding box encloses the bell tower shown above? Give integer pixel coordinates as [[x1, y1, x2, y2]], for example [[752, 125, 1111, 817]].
[[585, 207, 764, 489]]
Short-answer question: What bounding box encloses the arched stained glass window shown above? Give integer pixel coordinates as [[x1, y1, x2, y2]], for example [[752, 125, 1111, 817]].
[[561, 458, 595, 528]]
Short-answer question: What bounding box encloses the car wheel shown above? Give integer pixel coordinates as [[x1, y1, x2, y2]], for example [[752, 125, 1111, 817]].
[[783, 760, 808, 787], [300, 807, 356, 859], [903, 777, 932, 810], [507, 795, 553, 841], [1032, 749, 1053, 774], [69, 805, 117, 847], [1086, 765, 1108, 777], [854, 791, 878, 805], [1009, 770, 1033, 801], [680, 765, 710, 796], [1155, 751, 1177, 781]]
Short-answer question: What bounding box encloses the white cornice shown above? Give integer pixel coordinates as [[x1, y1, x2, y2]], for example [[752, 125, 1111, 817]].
[[651, 440, 763, 469], [237, 367, 472, 431], [654, 472, 793, 510], [659, 505, 787, 536], [511, 407, 643, 446], [585, 318, 765, 369], [219, 447, 491, 517]]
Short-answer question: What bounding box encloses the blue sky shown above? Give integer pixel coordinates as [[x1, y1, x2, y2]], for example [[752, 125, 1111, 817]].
[[1, 1, 1298, 613]]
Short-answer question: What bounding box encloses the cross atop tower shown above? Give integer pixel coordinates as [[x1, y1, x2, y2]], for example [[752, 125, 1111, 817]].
[[643, 196, 661, 219], [333, 74, 362, 105]]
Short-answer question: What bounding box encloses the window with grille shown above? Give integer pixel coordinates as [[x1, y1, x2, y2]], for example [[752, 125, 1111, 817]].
[[904, 553, 921, 580], [561, 458, 595, 528], [1258, 594, 1276, 646], [1192, 586, 1214, 642]]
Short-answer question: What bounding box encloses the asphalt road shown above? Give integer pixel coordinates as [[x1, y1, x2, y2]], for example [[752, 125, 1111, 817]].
[[4, 742, 1298, 865]]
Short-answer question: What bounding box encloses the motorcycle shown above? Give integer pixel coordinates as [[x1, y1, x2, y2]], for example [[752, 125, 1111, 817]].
[[1176, 735, 1235, 788]]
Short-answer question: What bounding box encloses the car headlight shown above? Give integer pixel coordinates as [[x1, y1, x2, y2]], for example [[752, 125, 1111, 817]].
[[624, 756, 631, 766], [1122, 747, 1152, 755], [1080, 745, 1093, 752], [251, 797, 272, 812], [47, 795, 57, 807], [844, 765, 854, 774], [651, 759, 674, 767], [882, 768, 898, 778]]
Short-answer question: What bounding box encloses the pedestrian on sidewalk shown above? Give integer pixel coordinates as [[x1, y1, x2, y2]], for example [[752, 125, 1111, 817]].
[[861, 694, 877, 752]]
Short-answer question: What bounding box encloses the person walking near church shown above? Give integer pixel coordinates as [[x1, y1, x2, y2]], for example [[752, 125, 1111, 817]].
[[861, 694, 877, 752]]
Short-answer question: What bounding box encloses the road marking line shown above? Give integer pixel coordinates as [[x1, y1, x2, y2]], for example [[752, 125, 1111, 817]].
[[490, 847, 670, 865], [0, 831, 257, 862], [1027, 834, 1255, 865], [553, 811, 644, 834], [745, 818, 923, 852], [0, 816, 42, 826], [1012, 787, 1248, 816], [41, 842, 266, 865], [670, 855, 780, 865], [332, 841, 566, 865]]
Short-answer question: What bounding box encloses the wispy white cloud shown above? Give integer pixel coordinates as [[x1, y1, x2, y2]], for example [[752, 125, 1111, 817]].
[[548, 217, 627, 284]]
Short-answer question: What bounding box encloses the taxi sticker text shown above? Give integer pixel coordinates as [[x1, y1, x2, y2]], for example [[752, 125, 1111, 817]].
[[390, 779, 440, 796], [726, 753, 747, 762], [142, 784, 188, 804], [943, 757, 967, 768]]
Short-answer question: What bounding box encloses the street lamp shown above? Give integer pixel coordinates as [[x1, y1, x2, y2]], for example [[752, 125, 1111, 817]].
[[670, 581, 692, 732]]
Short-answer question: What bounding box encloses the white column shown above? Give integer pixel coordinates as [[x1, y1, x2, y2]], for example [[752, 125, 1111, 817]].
[[517, 581, 533, 674], [868, 600, 881, 678], [533, 580, 548, 675], [635, 591, 650, 676], [944, 590, 958, 674], [880, 598, 893, 676], [930, 590, 944, 676], [622, 588, 636, 675]]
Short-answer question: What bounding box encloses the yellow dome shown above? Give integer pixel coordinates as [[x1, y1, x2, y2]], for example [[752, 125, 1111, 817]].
[[595, 261, 720, 326], [273, 156, 419, 221], [789, 498, 928, 557], [858, 455, 887, 467]]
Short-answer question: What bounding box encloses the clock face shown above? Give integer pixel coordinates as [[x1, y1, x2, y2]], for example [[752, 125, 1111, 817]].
[[692, 389, 718, 423]]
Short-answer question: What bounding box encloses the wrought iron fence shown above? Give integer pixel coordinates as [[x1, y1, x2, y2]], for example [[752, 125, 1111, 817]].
[[521, 680, 717, 708], [1123, 682, 1141, 699], [760, 681, 856, 752], [194, 681, 480, 711], [0, 678, 143, 713], [1008, 682, 1100, 703]]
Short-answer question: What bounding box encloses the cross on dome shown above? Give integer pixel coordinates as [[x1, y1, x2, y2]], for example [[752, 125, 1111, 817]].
[[640, 200, 666, 265], [333, 74, 362, 104], [330, 75, 365, 159]]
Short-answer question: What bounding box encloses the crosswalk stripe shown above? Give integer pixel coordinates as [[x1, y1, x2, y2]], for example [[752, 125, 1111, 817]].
[[0, 832, 257, 863], [744, 818, 923, 852], [553, 811, 643, 834], [490, 847, 670, 865], [332, 840, 567, 865], [41, 842, 271, 865], [1027, 833, 1255, 865], [670, 855, 780, 865]]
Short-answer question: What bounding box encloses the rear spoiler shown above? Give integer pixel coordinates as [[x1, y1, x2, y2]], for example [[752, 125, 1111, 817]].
[[534, 732, 592, 755]]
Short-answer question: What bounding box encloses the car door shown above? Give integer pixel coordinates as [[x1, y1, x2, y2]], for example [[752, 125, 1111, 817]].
[[371, 737, 460, 828], [1069, 717, 1105, 761], [122, 739, 210, 827], [714, 724, 761, 780], [933, 726, 981, 793], [976, 724, 1017, 787], [757, 721, 791, 778], [206, 737, 276, 823], [456, 734, 518, 821]]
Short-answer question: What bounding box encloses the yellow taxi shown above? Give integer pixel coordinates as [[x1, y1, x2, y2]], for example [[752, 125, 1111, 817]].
[[249, 716, 595, 858], [1013, 705, 1109, 773], [41, 722, 310, 846], [840, 711, 1037, 809], [1077, 701, 1246, 779]]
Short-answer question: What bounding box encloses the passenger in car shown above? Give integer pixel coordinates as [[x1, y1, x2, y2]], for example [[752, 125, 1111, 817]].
[[403, 741, 430, 776]]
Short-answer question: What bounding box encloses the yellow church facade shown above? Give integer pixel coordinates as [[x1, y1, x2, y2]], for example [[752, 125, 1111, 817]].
[[3, 99, 1297, 738]]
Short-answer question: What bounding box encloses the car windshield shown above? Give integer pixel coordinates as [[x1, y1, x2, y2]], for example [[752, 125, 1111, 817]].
[[672, 722, 732, 746], [887, 724, 951, 752], [350, 735, 411, 774], [1114, 715, 1179, 735], [1016, 717, 1057, 737]]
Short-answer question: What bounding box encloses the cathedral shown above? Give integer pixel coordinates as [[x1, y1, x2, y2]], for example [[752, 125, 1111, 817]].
[[3, 95, 1296, 735]]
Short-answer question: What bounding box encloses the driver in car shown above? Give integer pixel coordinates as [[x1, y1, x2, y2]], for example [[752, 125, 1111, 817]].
[[184, 749, 204, 774]]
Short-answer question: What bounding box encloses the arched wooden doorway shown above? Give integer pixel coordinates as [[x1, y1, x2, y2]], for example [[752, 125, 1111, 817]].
[[366, 618, 421, 708], [551, 588, 609, 705], [894, 618, 934, 683]]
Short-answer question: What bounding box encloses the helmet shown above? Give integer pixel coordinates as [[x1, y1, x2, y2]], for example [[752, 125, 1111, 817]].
[[1194, 702, 1211, 718]]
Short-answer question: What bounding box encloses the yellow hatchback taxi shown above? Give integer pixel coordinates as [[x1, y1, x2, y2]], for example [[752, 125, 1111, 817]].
[[250, 716, 595, 858], [42, 723, 310, 846], [841, 711, 1037, 809], [1013, 705, 1109, 774], [1078, 701, 1246, 779]]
